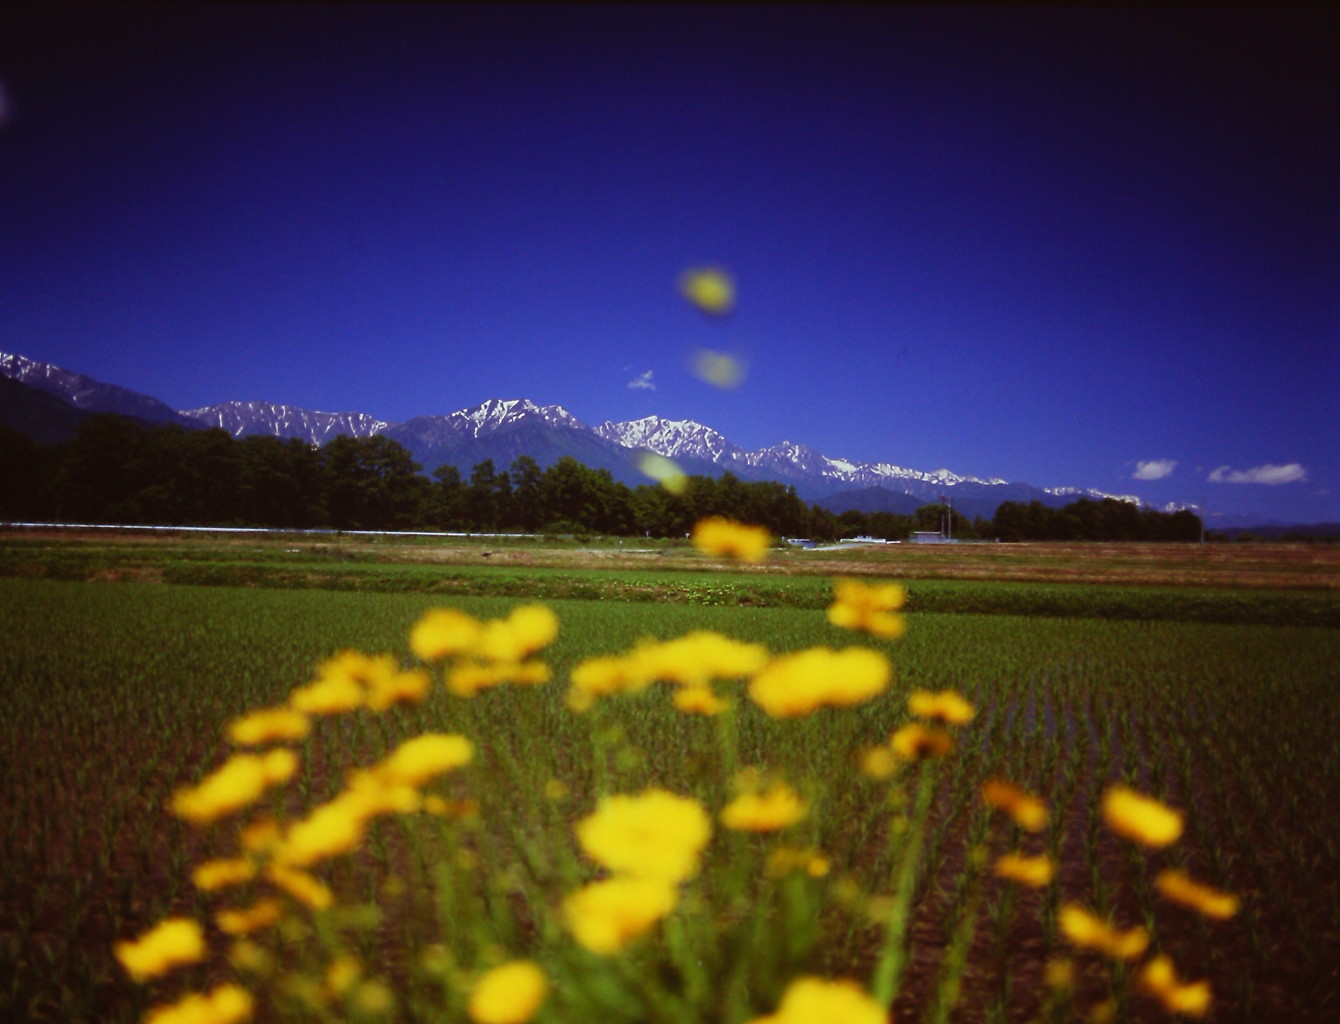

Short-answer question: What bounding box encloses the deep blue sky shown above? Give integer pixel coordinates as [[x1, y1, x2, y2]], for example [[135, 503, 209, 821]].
[[2, 4, 1335, 521]]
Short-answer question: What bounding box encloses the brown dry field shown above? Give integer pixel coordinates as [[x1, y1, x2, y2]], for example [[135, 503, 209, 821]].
[[5, 528, 1338, 591]]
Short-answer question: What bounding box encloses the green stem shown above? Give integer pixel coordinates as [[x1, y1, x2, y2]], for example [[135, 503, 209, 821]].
[[871, 763, 937, 1008]]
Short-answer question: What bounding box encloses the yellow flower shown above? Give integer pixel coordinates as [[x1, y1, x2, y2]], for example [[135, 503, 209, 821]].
[[192, 857, 257, 892], [826, 579, 907, 639], [638, 451, 689, 493], [325, 954, 363, 997], [288, 673, 364, 716], [1154, 869, 1240, 920], [474, 604, 559, 662], [564, 877, 678, 954], [993, 852, 1054, 888], [239, 818, 282, 855], [629, 630, 769, 687], [143, 984, 253, 1024], [858, 745, 899, 779], [576, 789, 712, 882], [678, 265, 735, 316], [266, 863, 334, 910], [691, 347, 746, 388], [673, 684, 730, 715], [720, 781, 807, 832], [889, 722, 954, 760], [746, 976, 885, 1024], [227, 706, 311, 746], [907, 689, 975, 725], [447, 658, 550, 697], [368, 733, 475, 788], [748, 646, 891, 717], [981, 779, 1048, 831], [1058, 904, 1149, 961], [1137, 955, 1212, 1017], [114, 917, 206, 981], [275, 794, 371, 867], [215, 898, 283, 937], [567, 654, 647, 710], [366, 666, 431, 711], [691, 516, 771, 562], [171, 752, 293, 824], [468, 961, 549, 1024], [1101, 784, 1183, 848], [410, 607, 483, 661]]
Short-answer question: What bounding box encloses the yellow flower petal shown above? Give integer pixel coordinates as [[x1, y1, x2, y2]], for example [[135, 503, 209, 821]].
[[468, 961, 549, 1024], [1101, 784, 1183, 848]]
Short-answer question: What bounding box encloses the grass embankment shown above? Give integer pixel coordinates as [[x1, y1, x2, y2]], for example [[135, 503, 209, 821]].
[[1, 531, 1337, 626]]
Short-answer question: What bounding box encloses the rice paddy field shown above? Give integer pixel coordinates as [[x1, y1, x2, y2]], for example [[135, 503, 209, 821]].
[[0, 530, 1337, 1024]]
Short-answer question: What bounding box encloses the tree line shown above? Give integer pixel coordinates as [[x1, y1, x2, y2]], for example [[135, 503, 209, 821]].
[[0, 416, 1201, 541]]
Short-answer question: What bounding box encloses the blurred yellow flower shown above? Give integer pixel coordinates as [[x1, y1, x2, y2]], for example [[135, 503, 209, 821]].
[[366, 666, 431, 711], [410, 608, 483, 661], [576, 788, 711, 882], [630, 630, 769, 687], [889, 723, 954, 760], [746, 976, 885, 1024], [637, 451, 689, 494], [1101, 784, 1183, 848], [1154, 869, 1239, 920], [468, 961, 549, 1024], [192, 857, 257, 892], [765, 847, 831, 879], [858, 745, 898, 779], [288, 670, 364, 716], [993, 852, 1054, 888], [239, 818, 282, 855], [171, 752, 293, 824], [826, 579, 906, 639], [564, 876, 678, 954], [227, 706, 310, 747], [475, 605, 559, 662], [1058, 904, 1149, 961], [567, 654, 647, 711], [679, 265, 735, 316], [266, 863, 334, 910], [691, 347, 746, 388], [720, 781, 807, 832], [114, 917, 206, 981], [1138, 955, 1212, 1017], [325, 954, 363, 997], [981, 779, 1048, 831], [673, 684, 730, 715], [748, 646, 891, 717], [275, 794, 371, 867], [215, 898, 283, 937], [907, 689, 975, 726], [691, 516, 771, 562], [369, 733, 475, 788], [143, 984, 253, 1024]]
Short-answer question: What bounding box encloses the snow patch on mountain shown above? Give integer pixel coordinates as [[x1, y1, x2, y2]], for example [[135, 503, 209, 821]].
[[182, 401, 390, 442]]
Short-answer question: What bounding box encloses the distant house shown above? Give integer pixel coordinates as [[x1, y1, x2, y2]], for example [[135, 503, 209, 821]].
[[911, 531, 949, 544]]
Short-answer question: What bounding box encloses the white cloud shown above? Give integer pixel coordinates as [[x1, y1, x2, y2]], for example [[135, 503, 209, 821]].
[[1132, 459, 1176, 481], [1208, 463, 1308, 485], [626, 369, 656, 391]]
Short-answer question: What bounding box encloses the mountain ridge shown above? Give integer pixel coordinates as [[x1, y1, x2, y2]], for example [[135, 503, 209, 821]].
[[0, 350, 1172, 516]]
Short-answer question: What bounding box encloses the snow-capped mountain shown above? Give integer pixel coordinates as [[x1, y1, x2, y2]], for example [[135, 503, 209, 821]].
[[183, 401, 389, 443], [0, 350, 1147, 512], [596, 415, 743, 463], [0, 351, 198, 428]]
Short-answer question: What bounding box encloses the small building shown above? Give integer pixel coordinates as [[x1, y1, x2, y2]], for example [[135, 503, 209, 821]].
[[911, 531, 950, 544]]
